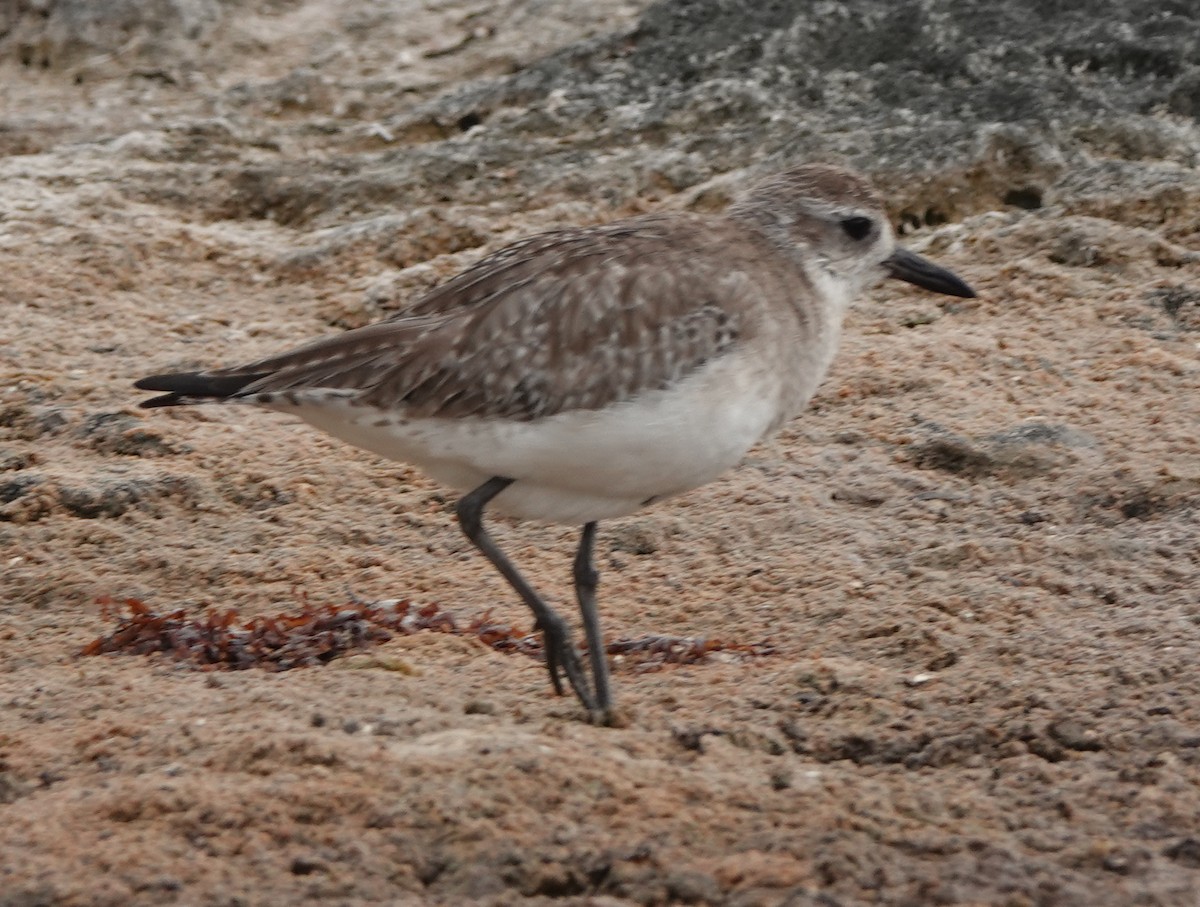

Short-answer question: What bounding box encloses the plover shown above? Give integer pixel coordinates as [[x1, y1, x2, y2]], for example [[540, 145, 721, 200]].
[[136, 163, 975, 722]]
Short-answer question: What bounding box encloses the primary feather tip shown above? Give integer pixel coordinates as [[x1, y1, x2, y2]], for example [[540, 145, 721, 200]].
[[133, 372, 268, 407]]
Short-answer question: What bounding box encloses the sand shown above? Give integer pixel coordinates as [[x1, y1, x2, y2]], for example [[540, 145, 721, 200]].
[[2, 1, 1199, 904]]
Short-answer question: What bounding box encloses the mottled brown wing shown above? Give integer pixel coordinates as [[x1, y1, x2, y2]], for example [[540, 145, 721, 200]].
[[359, 215, 750, 420], [211, 214, 756, 420], [198, 316, 445, 395]]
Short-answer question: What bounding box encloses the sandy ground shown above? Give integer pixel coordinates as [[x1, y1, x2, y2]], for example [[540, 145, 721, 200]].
[[2, 2, 1200, 905]]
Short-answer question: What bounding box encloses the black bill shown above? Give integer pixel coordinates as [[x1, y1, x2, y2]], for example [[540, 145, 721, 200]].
[[886, 247, 976, 298]]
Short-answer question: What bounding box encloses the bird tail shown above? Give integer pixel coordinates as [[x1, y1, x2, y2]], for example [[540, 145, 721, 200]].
[[133, 372, 270, 409]]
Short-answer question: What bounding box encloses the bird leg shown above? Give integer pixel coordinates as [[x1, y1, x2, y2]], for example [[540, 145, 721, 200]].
[[573, 521, 613, 719], [456, 477, 598, 715]]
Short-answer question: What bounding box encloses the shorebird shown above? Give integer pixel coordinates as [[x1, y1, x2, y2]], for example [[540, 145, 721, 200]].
[[136, 163, 975, 722]]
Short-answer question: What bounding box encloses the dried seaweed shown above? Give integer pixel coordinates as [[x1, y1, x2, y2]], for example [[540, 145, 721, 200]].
[[82, 596, 456, 671], [82, 596, 773, 673]]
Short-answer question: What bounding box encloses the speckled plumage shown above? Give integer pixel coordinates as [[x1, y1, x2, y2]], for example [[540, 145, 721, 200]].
[[183, 213, 817, 422], [136, 163, 976, 720]]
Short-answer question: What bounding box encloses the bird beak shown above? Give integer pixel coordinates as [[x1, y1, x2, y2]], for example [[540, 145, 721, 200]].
[[885, 247, 976, 298]]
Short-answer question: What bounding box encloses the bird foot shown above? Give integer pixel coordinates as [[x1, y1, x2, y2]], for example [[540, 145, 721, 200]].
[[539, 613, 598, 714]]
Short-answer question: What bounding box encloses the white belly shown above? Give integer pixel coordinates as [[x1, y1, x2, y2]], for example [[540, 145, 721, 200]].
[[265, 350, 788, 524]]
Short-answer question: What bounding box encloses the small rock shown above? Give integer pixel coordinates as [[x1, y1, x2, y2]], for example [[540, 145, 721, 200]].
[[78, 412, 179, 457], [0, 475, 42, 505], [290, 855, 324, 875], [665, 869, 722, 904], [1047, 717, 1104, 752], [609, 525, 659, 555], [925, 651, 958, 672], [1164, 838, 1200, 868], [768, 768, 792, 791]]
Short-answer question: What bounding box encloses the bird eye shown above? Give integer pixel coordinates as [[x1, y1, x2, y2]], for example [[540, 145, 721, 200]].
[[840, 216, 873, 241]]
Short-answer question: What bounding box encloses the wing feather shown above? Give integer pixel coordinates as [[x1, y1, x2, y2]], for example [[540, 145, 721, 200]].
[[361, 217, 751, 419], [155, 214, 776, 420]]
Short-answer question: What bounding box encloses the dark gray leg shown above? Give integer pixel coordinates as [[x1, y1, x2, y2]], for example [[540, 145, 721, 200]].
[[456, 477, 597, 714], [573, 521, 613, 717]]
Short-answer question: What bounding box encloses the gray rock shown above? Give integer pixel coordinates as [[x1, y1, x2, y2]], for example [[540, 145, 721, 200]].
[[2, 0, 223, 70], [12, 0, 1186, 237], [908, 421, 1097, 479], [373, 0, 1199, 222]]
